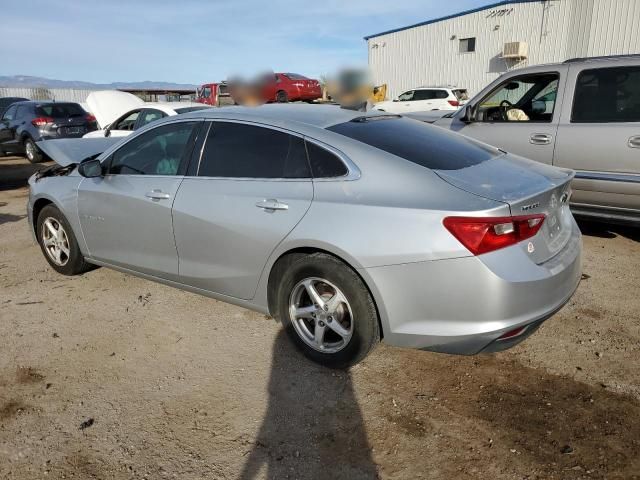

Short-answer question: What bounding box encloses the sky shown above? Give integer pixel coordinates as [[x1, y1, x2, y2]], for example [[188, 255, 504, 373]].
[[1, 0, 490, 85]]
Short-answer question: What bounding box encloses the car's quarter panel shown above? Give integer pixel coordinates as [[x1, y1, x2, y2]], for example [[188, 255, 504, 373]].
[[364, 218, 582, 353], [78, 175, 183, 278], [172, 178, 313, 299]]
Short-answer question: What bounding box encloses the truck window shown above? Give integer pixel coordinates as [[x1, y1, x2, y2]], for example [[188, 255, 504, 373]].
[[476, 73, 559, 123], [572, 66, 640, 123]]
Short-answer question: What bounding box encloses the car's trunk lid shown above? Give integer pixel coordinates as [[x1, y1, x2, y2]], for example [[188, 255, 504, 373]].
[[435, 154, 574, 264]]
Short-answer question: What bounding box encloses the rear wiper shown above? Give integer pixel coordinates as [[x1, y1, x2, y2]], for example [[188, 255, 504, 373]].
[[351, 114, 401, 123]]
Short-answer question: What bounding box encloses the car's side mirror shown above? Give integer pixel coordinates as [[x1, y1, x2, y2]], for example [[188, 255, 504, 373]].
[[393, 98, 399, 102], [460, 105, 476, 124], [78, 159, 103, 178], [531, 100, 546, 114], [104, 125, 112, 137]]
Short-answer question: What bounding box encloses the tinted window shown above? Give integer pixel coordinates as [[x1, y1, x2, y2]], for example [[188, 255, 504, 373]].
[[198, 122, 310, 178], [572, 67, 640, 123], [327, 117, 498, 171], [305, 141, 348, 178], [413, 90, 435, 101], [284, 73, 308, 80], [109, 121, 198, 175], [15, 105, 28, 119], [35, 103, 84, 118], [460, 37, 476, 53], [2, 105, 17, 120]]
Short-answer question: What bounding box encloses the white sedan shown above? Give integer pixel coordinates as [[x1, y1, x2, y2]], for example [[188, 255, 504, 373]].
[[83, 90, 212, 138]]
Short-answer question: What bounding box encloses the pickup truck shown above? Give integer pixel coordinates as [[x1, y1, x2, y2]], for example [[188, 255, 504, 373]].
[[421, 55, 640, 224]]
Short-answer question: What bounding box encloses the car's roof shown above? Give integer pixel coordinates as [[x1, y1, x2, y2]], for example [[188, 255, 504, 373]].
[[182, 104, 384, 128]]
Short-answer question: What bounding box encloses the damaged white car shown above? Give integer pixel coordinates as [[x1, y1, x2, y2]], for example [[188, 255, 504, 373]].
[[83, 90, 212, 138]]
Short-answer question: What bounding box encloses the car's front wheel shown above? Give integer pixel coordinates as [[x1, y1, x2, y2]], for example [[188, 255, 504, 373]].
[[24, 138, 44, 163], [276, 253, 380, 369], [37, 205, 93, 275]]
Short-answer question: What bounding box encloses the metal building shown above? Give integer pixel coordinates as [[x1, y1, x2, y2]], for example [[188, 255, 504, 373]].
[[365, 0, 640, 98]]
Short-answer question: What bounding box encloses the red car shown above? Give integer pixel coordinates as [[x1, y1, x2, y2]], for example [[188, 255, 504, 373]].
[[263, 73, 322, 103]]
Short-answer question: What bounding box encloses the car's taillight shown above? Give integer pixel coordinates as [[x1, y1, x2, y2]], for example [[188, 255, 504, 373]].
[[86, 114, 96, 123], [448, 100, 460, 107], [443, 214, 545, 255], [31, 117, 54, 127]]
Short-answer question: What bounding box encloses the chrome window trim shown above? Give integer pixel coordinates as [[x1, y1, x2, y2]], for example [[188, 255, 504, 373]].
[[575, 171, 640, 184]]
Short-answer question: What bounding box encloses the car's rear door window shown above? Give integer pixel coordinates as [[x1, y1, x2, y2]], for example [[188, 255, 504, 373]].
[[198, 122, 311, 178], [109, 121, 199, 175], [35, 103, 85, 118], [572, 66, 640, 123], [327, 116, 499, 171]]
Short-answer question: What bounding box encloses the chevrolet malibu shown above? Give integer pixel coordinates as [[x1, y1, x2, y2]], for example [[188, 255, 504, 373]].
[[29, 105, 582, 368]]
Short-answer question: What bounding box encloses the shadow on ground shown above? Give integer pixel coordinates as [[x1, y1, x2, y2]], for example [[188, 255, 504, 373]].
[[577, 218, 640, 243], [0, 156, 50, 191], [240, 330, 379, 479]]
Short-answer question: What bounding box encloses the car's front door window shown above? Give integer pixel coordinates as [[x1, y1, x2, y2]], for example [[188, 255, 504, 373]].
[[477, 73, 559, 122], [108, 121, 198, 176], [397, 91, 415, 102], [113, 110, 141, 131], [137, 109, 166, 129]]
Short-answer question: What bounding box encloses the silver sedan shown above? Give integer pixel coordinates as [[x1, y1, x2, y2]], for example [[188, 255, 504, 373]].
[[28, 105, 582, 368]]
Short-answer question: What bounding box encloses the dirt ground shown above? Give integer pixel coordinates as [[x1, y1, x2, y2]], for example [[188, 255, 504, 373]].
[[1, 155, 639, 479]]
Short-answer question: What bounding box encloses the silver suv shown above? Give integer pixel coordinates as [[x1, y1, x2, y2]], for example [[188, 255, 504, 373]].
[[433, 55, 640, 224]]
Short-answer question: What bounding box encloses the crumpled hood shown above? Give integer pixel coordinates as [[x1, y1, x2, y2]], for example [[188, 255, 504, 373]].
[[37, 138, 122, 166], [86, 90, 144, 129]]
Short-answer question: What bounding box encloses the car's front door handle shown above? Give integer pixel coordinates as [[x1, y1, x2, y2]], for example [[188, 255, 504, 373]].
[[256, 199, 289, 211], [628, 135, 640, 149], [145, 190, 171, 200], [530, 133, 553, 145]]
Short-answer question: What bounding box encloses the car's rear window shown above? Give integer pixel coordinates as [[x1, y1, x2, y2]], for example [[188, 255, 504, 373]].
[[284, 73, 308, 80], [453, 89, 469, 101], [327, 116, 499, 171], [36, 103, 85, 118], [174, 106, 211, 114]]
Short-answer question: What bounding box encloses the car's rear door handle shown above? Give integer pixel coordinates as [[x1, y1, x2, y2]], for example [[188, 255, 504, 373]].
[[530, 133, 553, 145], [145, 190, 171, 200], [628, 135, 640, 148], [256, 199, 289, 211]]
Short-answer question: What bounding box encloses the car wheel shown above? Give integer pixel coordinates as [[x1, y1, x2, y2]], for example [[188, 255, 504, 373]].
[[37, 205, 93, 276], [24, 138, 44, 163], [276, 90, 288, 103], [276, 253, 380, 369]]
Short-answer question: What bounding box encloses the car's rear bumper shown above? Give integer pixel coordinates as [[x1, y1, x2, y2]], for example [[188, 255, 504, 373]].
[[363, 219, 582, 354]]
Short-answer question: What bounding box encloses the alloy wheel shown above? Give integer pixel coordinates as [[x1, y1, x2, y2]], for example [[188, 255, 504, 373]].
[[288, 277, 354, 353], [25, 141, 35, 161], [41, 217, 71, 266]]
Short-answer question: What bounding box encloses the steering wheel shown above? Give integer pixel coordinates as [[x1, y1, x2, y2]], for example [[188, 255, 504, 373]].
[[500, 100, 514, 121]]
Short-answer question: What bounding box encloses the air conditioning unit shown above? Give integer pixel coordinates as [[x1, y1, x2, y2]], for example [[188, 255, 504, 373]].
[[503, 41, 528, 59]]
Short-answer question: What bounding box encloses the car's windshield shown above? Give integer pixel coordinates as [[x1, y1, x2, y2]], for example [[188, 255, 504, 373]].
[[36, 103, 85, 118], [327, 116, 499, 171]]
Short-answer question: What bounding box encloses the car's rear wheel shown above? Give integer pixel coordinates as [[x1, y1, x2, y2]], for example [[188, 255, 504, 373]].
[[37, 205, 93, 275], [276, 90, 288, 103], [24, 138, 44, 163], [276, 253, 380, 368]]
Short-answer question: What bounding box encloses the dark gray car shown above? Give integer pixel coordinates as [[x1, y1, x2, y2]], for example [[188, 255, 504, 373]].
[[0, 101, 97, 162]]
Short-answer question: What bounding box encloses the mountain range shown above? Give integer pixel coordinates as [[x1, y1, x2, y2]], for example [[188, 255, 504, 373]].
[[0, 75, 198, 90]]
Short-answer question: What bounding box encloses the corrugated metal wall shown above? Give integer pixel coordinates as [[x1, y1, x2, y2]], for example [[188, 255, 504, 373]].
[[367, 0, 640, 98], [0, 87, 94, 103]]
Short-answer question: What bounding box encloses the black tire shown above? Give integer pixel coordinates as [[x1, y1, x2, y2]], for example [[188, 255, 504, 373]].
[[24, 137, 44, 163], [276, 90, 288, 103], [36, 205, 93, 275], [276, 253, 380, 369]]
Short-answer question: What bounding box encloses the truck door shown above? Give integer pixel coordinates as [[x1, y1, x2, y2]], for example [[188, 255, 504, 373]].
[[437, 67, 568, 165], [554, 64, 640, 215]]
